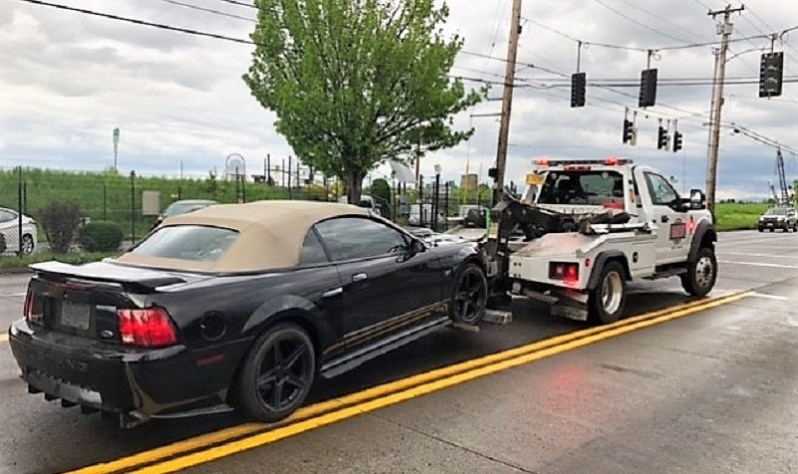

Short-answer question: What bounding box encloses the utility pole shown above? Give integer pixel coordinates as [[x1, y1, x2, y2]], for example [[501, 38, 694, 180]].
[[492, 0, 523, 206], [706, 4, 744, 215]]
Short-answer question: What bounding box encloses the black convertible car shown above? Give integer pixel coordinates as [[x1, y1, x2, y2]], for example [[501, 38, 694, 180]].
[[9, 201, 488, 426]]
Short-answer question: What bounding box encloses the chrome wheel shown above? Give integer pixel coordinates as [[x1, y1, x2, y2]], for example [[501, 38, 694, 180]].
[[601, 271, 623, 315], [694, 255, 714, 290]]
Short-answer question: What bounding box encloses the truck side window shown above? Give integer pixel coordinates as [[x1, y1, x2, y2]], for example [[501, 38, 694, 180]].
[[644, 173, 679, 206]]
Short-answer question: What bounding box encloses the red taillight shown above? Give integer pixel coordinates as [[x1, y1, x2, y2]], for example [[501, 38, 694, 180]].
[[603, 202, 625, 210], [549, 262, 580, 283], [117, 308, 178, 348], [566, 264, 578, 282]]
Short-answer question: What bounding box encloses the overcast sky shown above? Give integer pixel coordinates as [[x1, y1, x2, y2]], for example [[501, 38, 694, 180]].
[[1, 0, 797, 198]]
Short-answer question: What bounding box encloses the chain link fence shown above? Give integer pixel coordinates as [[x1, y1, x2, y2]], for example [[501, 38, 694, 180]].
[[0, 167, 490, 258]]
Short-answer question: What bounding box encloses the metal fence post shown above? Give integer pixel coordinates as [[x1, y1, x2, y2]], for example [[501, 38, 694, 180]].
[[288, 156, 293, 200], [418, 175, 424, 228], [130, 170, 136, 243], [444, 182, 449, 229], [17, 167, 23, 255]]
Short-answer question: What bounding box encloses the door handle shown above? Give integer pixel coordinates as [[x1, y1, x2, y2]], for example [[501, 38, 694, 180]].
[[661, 216, 670, 223], [352, 273, 368, 282], [322, 287, 343, 298]]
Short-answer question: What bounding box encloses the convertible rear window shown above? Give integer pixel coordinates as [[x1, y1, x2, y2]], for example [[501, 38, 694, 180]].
[[131, 225, 238, 262]]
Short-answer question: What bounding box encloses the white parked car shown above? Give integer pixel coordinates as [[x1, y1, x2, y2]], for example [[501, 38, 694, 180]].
[[0, 207, 37, 254]]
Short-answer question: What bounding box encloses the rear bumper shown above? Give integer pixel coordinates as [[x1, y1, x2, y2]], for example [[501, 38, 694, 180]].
[[9, 319, 248, 421]]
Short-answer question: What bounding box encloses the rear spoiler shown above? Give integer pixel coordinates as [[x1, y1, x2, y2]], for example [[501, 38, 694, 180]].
[[29, 261, 187, 290]]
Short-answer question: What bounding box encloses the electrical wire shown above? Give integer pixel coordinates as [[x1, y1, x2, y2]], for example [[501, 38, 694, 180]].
[[614, 0, 713, 44], [15, 0, 259, 46], [592, 0, 693, 44], [206, 0, 258, 10], [521, 17, 649, 52], [152, 0, 255, 22]]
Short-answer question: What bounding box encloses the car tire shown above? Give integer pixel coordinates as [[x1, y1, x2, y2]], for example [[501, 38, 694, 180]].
[[588, 261, 626, 324], [681, 247, 717, 298], [234, 322, 316, 423], [450, 263, 488, 326], [21, 234, 34, 254]]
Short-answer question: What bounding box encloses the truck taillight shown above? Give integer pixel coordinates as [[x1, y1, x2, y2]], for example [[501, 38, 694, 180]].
[[118, 308, 178, 348], [549, 262, 579, 282]]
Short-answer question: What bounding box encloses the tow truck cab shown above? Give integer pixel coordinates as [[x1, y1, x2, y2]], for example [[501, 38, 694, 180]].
[[507, 158, 716, 323]]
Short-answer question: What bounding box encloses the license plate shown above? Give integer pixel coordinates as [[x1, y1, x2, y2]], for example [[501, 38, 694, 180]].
[[60, 301, 91, 331]]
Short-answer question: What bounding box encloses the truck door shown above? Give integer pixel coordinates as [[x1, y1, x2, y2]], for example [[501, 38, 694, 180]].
[[640, 171, 691, 264]]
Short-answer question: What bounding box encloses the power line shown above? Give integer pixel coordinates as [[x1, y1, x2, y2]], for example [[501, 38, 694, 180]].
[[593, 0, 692, 44], [690, 0, 713, 10], [521, 17, 649, 52], [15, 0, 259, 46], [614, 0, 713, 43], [152, 0, 255, 22], [206, 0, 259, 10]]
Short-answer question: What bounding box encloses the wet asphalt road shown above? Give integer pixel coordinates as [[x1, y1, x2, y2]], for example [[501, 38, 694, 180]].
[[0, 230, 796, 473]]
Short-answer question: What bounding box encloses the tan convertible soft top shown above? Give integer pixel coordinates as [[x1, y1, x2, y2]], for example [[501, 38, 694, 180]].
[[115, 200, 370, 273]]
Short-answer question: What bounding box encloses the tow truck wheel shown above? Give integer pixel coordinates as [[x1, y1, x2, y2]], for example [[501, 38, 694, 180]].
[[681, 247, 717, 297], [589, 261, 627, 324], [450, 263, 488, 326]]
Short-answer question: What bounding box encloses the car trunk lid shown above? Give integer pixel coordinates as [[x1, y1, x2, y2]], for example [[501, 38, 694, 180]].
[[26, 260, 207, 343]]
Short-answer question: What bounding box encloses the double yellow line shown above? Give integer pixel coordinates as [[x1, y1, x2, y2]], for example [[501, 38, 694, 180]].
[[68, 291, 752, 474]]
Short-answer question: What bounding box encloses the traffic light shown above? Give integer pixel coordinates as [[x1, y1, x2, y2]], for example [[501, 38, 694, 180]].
[[759, 52, 784, 98], [639, 68, 658, 107], [488, 167, 498, 179], [673, 131, 683, 153], [571, 72, 586, 108], [622, 119, 636, 145], [657, 126, 669, 150]]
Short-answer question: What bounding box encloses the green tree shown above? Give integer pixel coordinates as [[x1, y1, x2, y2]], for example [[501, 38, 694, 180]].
[[369, 178, 392, 217], [244, 0, 486, 204]]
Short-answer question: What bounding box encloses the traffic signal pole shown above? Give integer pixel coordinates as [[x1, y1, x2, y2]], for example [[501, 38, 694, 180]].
[[706, 4, 744, 215], [493, 0, 523, 206]]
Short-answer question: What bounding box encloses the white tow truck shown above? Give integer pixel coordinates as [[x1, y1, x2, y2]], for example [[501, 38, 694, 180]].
[[481, 158, 718, 324]]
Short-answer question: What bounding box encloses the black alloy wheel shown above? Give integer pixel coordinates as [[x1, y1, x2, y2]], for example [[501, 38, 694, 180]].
[[235, 323, 315, 423], [451, 264, 488, 326]]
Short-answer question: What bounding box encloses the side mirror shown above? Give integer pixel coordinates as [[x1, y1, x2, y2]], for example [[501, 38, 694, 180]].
[[410, 238, 427, 253], [689, 189, 705, 203], [688, 189, 706, 210]]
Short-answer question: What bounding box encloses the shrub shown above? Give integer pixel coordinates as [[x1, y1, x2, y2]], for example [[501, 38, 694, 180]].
[[38, 201, 82, 253], [77, 222, 124, 252]]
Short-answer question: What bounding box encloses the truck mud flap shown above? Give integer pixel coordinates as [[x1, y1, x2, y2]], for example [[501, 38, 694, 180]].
[[551, 304, 588, 321]]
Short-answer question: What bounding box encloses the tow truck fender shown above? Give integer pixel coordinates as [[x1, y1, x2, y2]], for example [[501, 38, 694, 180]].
[[586, 250, 630, 290], [687, 221, 717, 261]]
